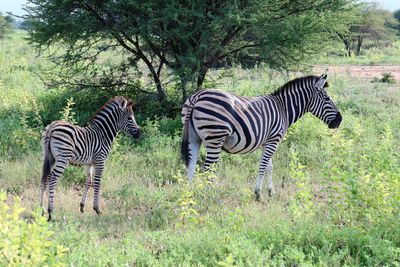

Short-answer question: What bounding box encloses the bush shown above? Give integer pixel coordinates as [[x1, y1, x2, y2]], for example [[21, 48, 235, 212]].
[[0, 192, 68, 266], [372, 72, 396, 84]]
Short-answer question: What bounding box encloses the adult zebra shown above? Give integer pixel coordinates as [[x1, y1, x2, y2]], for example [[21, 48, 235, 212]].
[[181, 74, 342, 200], [40, 96, 140, 221]]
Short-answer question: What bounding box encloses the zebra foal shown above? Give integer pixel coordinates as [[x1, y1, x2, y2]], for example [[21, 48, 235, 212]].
[[181, 74, 342, 200], [40, 96, 140, 221]]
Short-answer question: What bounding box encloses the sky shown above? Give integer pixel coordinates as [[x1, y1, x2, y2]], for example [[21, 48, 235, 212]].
[[0, 0, 399, 16]]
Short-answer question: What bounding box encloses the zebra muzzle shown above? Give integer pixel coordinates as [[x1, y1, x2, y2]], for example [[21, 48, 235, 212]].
[[131, 128, 141, 139], [328, 112, 342, 129]]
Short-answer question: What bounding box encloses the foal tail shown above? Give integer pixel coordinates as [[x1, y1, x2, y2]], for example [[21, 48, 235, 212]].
[[181, 99, 195, 167], [41, 124, 55, 187]]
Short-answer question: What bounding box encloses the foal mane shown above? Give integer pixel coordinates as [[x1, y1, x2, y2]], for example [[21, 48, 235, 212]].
[[271, 75, 329, 96], [87, 96, 129, 126]]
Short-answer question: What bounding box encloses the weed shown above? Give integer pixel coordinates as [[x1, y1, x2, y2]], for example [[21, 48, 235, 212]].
[[372, 72, 396, 84]]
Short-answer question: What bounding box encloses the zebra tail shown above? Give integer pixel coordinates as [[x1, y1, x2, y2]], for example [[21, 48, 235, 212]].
[[41, 126, 54, 183], [181, 102, 194, 167]]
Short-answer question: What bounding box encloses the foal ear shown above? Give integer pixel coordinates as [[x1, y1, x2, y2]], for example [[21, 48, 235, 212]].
[[315, 74, 328, 90], [116, 96, 128, 110], [127, 99, 134, 108]]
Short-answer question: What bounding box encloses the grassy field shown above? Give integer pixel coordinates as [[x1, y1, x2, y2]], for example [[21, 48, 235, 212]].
[[1, 32, 400, 266]]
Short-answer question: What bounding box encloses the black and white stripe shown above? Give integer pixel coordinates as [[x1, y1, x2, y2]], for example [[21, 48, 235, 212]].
[[181, 74, 342, 199], [40, 96, 140, 221]]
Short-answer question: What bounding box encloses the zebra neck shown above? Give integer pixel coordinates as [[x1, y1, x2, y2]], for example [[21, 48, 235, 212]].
[[275, 88, 312, 128], [89, 114, 120, 144]]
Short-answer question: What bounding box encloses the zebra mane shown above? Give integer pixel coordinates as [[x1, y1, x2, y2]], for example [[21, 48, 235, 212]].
[[88, 96, 131, 126], [271, 75, 329, 96]]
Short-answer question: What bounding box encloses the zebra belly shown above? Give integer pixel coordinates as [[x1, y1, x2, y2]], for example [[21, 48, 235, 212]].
[[222, 133, 260, 154], [70, 153, 93, 166]]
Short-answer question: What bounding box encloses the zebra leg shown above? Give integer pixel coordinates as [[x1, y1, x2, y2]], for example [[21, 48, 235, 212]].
[[80, 165, 93, 213], [255, 144, 277, 201], [266, 160, 275, 196], [188, 131, 202, 183], [40, 175, 48, 216], [47, 159, 70, 221], [92, 162, 105, 215], [255, 158, 270, 201], [201, 140, 224, 173]]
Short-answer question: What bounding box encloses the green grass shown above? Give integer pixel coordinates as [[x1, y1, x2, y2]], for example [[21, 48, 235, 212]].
[[0, 32, 400, 266], [317, 41, 400, 65]]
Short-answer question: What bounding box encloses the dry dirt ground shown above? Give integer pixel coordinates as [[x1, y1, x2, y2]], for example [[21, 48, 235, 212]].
[[313, 65, 400, 81]]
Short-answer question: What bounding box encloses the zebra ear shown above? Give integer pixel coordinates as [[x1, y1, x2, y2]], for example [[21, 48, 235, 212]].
[[315, 74, 328, 90]]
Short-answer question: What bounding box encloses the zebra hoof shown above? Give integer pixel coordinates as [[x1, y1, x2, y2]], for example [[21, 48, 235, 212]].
[[80, 203, 85, 213], [94, 207, 102, 215], [267, 188, 275, 197], [255, 191, 261, 202], [47, 214, 52, 222]]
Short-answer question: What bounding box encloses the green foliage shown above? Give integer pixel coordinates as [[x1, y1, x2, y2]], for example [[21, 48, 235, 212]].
[[0, 12, 14, 39], [288, 148, 315, 220], [174, 170, 217, 229], [59, 97, 77, 124], [0, 90, 43, 159], [0, 192, 68, 266], [24, 0, 354, 105]]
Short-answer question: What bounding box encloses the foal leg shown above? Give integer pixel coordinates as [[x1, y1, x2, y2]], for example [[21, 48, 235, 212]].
[[40, 175, 48, 216], [92, 162, 105, 215], [80, 165, 93, 213], [47, 157, 71, 221]]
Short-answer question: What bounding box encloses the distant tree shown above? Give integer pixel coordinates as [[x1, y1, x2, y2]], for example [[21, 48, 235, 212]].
[[19, 20, 32, 30], [338, 3, 399, 56], [0, 12, 14, 39], [24, 0, 354, 109], [394, 9, 400, 22], [394, 9, 400, 34]]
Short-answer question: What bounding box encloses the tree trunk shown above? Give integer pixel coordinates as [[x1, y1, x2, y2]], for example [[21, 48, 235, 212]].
[[343, 39, 352, 57], [337, 33, 352, 57], [180, 78, 188, 103], [142, 59, 167, 103], [196, 66, 208, 90], [153, 73, 167, 103], [355, 36, 363, 56], [347, 45, 352, 57]]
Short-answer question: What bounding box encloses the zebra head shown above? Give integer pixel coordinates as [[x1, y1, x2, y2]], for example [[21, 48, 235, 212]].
[[117, 97, 141, 139], [308, 74, 342, 129]]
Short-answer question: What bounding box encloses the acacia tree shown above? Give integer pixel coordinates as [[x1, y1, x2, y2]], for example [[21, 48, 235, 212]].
[[394, 9, 400, 34], [24, 0, 353, 108], [338, 3, 398, 56], [0, 12, 14, 39]]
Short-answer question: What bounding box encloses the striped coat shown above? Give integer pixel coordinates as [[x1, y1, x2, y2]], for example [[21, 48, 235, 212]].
[[181, 74, 342, 199], [40, 96, 140, 221]]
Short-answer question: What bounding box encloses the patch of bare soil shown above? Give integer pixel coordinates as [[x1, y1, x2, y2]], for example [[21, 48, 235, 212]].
[[313, 65, 400, 81]]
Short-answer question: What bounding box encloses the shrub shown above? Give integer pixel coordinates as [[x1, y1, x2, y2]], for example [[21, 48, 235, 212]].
[[0, 192, 68, 266], [371, 72, 396, 84]]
